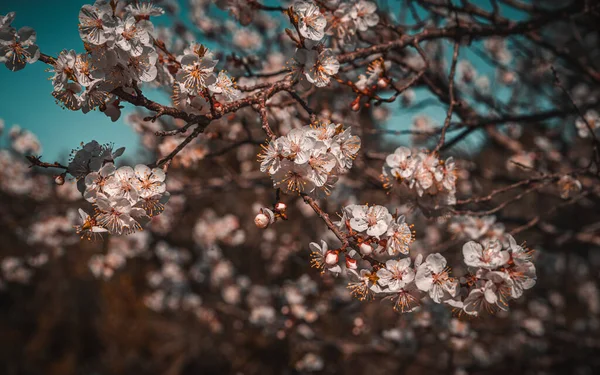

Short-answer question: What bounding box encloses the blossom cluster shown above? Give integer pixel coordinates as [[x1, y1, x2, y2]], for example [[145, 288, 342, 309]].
[[44, 1, 165, 116], [382, 146, 457, 207], [67, 140, 169, 238], [11, 0, 242, 120], [308, 203, 536, 316], [258, 121, 360, 196], [289, 1, 341, 87], [310, 204, 415, 278], [327, 0, 380, 46], [451, 236, 537, 316], [173, 43, 241, 114]]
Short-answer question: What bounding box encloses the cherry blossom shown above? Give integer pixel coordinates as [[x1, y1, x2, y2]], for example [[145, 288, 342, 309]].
[[0, 25, 39, 71], [292, 1, 327, 41], [78, 1, 117, 45], [462, 240, 510, 269], [376, 258, 415, 292], [415, 253, 458, 303]]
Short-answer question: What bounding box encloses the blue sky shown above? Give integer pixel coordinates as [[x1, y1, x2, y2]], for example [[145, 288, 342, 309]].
[[0, 0, 528, 161]]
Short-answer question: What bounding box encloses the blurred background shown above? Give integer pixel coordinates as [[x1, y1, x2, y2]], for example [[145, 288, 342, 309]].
[[1, 0, 600, 374]]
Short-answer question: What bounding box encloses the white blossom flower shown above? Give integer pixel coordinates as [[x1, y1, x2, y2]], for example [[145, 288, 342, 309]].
[[0, 26, 40, 71], [125, 46, 158, 82], [385, 283, 421, 312], [51, 49, 77, 91], [272, 159, 315, 194], [506, 235, 533, 265], [261, 123, 358, 196], [103, 166, 140, 203], [347, 204, 392, 238], [415, 253, 457, 303], [302, 142, 337, 187], [80, 82, 110, 113], [95, 195, 145, 234], [292, 47, 340, 88], [383, 147, 416, 180], [385, 216, 414, 255], [462, 280, 506, 316], [305, 49, 339, 87], [10, 129, 41, 155], [84, 162, 116, 202], [115, 16, 153, 56], [52, 82, 83, 110], [68, 140, 122, 180], [292, 1, 327, 41], [208, 71, 241, 101], [78, 1, 117, 45], [74, 208, 108, 240], [382, 149, 456, 208], [347, 268, 382, 301], [74, 53, 100, 87], [350, 1, 379, 31], [462, 240, 509, 269], [331, 127, 360, 170], [131, 164, 166, 198], [336, 0, 379, 32], [258, 140, 282, 174], [176, 52, 218, 94], [377, 258, 415, 292]]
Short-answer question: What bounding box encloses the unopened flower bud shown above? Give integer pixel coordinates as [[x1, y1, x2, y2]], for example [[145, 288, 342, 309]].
[[254, 213, 270, 229], [275, 202, 287, 212], [54, 174, 65, 185], [359, 243, 373, 255], [377, 77, 389, 89], [255, 207, 275, 228], [325, 250, 339, 265], [345, 256, 357, 270], [351, 97, 361, 112]]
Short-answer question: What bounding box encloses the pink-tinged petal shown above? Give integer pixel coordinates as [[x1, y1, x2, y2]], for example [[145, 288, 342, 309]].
[[149, 168, 165, 182], [134, 164, 151, 179]]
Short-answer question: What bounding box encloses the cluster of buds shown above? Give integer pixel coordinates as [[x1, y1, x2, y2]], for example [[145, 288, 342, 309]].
[[254, 202, 288, 229]]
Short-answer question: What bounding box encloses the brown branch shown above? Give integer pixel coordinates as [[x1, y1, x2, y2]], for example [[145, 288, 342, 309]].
[[434, 34, 460, 153], [510, 191, 590, 235], [25, 155, 68, 171]]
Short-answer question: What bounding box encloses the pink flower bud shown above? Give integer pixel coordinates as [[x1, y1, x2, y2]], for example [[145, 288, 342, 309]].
[[54, 174, 65, 186], [377, 77, 389, 89], [275, 202, 287, 212], [325, 250, 339, 266], [345, 256, 357, 270], [254, 213, 270, 229], [351, 97, 361, 111], [359, 243, 373, 255]]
